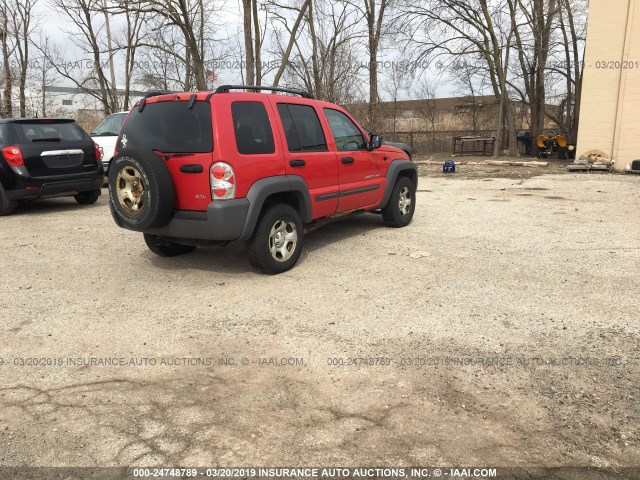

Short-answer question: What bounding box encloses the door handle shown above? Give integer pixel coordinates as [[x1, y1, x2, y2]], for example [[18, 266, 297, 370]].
[[180, 164, 204, 173], [290, 159, 306, 167], [341, 156, 354, 164]]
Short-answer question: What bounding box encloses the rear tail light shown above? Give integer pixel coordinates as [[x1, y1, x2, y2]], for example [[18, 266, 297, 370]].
[[1, 146, 24, 167], [210, 162, 235, 200], [94, 142, 103, 163]]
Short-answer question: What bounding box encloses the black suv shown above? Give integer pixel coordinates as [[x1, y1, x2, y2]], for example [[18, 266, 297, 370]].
[[0, 119, 104, 215]]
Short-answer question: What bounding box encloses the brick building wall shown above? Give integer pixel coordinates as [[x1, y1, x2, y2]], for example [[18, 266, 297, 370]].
[[577, 0, 640, 171]]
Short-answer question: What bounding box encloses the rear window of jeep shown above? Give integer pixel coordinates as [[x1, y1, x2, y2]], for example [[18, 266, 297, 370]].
[[119, 101, 213, 153]]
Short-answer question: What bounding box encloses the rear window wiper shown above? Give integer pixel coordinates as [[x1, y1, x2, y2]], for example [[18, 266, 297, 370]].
[[31, 137, 62, 142], [92, 132, 118, 136]]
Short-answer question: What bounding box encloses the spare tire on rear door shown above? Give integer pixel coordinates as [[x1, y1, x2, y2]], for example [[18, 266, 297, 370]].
[[108, 148, 174, 230]]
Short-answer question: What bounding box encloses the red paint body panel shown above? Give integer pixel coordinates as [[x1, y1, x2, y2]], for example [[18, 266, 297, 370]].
[[123, 91, 410, 216], [316, 101, 388, 212], [163, 152, 214, 211], [210, 93, 286, 199], [266, 96, 339, 219]]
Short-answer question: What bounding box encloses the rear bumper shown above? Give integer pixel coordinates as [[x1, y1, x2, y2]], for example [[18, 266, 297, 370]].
[[6, 174, 104, 200], [128, 199, 250, 242]]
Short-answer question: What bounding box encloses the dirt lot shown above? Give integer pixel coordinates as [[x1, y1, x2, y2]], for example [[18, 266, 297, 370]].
[[0, 169, 639, 470], [413, 153, 571, 179]]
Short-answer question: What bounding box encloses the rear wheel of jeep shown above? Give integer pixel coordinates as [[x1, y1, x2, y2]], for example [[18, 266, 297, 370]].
[[248, 203, 304, 274], [108, 148, 174, 230], [381, 176, 416, 228], [144, 233, 196, 257]]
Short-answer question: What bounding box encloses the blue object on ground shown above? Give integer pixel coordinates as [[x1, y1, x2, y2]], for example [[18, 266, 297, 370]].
[[443, 160, 456, 173]]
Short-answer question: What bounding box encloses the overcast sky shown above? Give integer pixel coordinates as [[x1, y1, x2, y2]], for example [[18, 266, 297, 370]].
[[26, 0, 456, 101]]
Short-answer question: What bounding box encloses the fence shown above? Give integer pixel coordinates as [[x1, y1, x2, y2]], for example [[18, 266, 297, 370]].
[[379, 130, 497, 155]]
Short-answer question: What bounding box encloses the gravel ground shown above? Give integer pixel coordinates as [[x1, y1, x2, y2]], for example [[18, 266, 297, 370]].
[[0, 171, 639, 470], [413, 154, 572, 179]]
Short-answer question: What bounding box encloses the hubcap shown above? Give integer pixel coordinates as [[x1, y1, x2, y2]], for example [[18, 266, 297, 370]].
[[116, 165, 146, 215], [398, 186, 412, 215], [269, 218, 298, 262]]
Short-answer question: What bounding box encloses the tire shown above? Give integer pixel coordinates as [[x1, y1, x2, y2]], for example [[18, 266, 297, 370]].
[[381, 176, 416, 228], [248, 203, 304, 274], [144, 233, 196, 257], [0, 183, 16, 216], [74, 189, 101, 205], [108, 148, 174, 230]]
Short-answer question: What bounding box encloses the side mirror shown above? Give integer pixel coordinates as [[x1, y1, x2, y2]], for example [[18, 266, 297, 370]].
[[368, 134, 382, 150]]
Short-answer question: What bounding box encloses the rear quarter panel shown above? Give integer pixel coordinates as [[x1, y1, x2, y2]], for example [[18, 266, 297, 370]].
[[211, 93, 286, 199]]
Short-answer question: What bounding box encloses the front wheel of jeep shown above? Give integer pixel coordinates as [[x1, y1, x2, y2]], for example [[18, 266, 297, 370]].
[[248, 203, 304, 274], [381, 176, 416, 228]]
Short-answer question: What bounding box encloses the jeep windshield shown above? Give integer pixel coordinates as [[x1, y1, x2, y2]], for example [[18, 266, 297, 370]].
[[118, 101, 213, 153]]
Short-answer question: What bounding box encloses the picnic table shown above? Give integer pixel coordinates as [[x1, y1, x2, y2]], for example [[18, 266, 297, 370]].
[[453, 135, 495, 156]]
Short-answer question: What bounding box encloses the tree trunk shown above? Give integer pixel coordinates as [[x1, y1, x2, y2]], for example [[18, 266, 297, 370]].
[[252, 0, 261, 86], [104, 0, 118, 112], [2, 16, 13, 118], [505, 98, 518, 156], [41, 67, 46, 117], [368, 42, 378, 130], [307, 0, 321, 98], [242, 0, 254, 85], [272, 0, 310, 88], [530, 0, 557, 154], [494, 94, 505, 157]]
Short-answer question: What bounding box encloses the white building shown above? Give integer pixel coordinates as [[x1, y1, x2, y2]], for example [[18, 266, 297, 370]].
[[577, 0, 640, 172], [22, 85, 145, 119]]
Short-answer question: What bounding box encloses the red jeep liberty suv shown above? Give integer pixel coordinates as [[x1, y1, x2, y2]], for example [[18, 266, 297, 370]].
[[108, 85, 417, 274]]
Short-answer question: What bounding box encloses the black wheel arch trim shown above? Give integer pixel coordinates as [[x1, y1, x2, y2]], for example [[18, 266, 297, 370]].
[[239, 175, 312, 241], [379, 159, 418, 209]]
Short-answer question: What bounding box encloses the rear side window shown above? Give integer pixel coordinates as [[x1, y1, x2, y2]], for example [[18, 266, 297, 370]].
[[276, 104, 327, 152], [119, 101, 213, 153], [231, 102, 275, 154], [13, 122, 86, 143]]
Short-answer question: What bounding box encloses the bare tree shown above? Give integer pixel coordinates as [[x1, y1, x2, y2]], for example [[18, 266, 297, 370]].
[[413, 78, 438, 133], [269, 0, 310, 87], [274, 0, 365, 103], [382, 59, 413, 133], [0, 1, 14, 117], [451, 58, 487, 132], [131, 0, 230, 92], [242, 0, 255, 84], [508, 0, 559, 154], [44, 0, 117, 113], [403, 0, 519, 156], [346, 0, 392, 129], [30, 32, 56, 116], [6, 0, 38, 117], [118, 0, 216, 90], [544, 0, 585, 143], [114, 0, 146, 109]]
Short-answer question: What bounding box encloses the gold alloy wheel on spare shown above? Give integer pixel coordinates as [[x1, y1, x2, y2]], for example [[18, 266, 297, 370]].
[[116, 165, 146, 215]]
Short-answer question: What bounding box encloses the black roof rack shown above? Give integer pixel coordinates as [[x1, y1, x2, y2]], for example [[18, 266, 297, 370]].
[[215, 85, 314, 99]]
